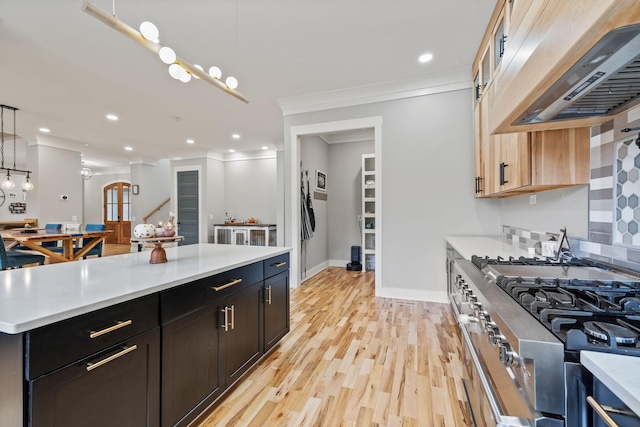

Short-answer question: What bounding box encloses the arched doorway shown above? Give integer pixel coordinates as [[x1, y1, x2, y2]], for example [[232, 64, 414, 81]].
[[104, 182, 132, 244]]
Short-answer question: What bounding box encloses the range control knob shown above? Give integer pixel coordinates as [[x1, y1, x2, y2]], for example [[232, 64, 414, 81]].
[[498, 342, 519, 366], [492, 333, 506, 346], [485, 321, 498, 338]]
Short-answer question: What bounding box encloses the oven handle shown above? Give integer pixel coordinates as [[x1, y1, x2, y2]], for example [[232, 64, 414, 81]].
[[459, 325, 532, 427]]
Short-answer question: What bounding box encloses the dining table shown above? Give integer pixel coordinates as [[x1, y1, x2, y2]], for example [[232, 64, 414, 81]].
[[1, 228, 113, 262]]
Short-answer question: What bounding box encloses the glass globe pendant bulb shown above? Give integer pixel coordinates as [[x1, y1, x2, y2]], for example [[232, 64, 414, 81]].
[[208, 66, 222, 79], [22, 174, 34, 191], [139, 21, 159, 43], [225, 76, 238, 90], [2, 171, 15, 190], [179, 72, 192, 83], [158, 46, 177, 64], [168, 64, 185, 79]]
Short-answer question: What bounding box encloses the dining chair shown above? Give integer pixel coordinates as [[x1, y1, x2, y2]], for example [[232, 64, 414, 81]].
[[0, 235, 45, 270], [75, 224, 106, 259]]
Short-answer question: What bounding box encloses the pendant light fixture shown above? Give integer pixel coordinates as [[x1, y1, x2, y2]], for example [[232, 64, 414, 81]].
[[80, 1, 249, 103], [0, 104, 34, 191]]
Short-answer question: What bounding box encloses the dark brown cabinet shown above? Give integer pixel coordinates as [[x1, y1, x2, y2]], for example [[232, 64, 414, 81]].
[[221, 281, 264, 387], [29, 328, 160, 427], [160, 260, 274, 427], [264, 270, 290, 352], [161, 303, 223, 427], [1, 252, 289, 427]]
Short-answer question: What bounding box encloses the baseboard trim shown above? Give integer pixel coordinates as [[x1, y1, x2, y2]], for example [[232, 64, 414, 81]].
[[375, 287, 448, 304], [300, 261, 329, 283]]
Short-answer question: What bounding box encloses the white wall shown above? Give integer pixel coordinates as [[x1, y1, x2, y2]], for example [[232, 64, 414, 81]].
[[284, 88, 503, 301], [300, 135, 329, 277], [130, 160, 171, 227], [27, 145, 83, 226], [207, 157, 225, 242], [500, 185, 589, 238], [223, 157, 277, 224], [328, 140, 375, 261]]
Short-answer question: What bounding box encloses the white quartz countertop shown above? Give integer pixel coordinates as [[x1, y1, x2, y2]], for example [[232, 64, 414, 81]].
[[581, 351, 640, 416], [446, 235, 530, 260], [0, 244, 290, 334]]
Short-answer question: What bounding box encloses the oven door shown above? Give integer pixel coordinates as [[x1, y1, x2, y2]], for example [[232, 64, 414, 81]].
[[459, 320, 563, 427]]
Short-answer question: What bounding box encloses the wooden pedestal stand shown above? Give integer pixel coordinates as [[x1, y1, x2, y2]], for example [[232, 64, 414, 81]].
[[129, 236, 184, 264]]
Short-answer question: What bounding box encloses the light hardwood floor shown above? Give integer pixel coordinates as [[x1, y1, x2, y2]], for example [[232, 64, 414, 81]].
[[197, 267, 472, 427]]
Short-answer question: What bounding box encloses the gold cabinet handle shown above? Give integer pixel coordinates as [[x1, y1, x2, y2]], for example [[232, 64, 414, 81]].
[[86, 345, 137, 371], [221, 307, 229, 332], [273, 261, 287, 267], [266, 285, 272, 305], [212, 278, 242, 291], [587, 396, 623, 427], [230, 305, 235, 330], [89, 320, 133, 339]]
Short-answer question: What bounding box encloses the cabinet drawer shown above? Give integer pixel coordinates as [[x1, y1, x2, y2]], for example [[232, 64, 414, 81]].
[[264, 253, 289, 279], [161, 262, 263, 324], [26, 294, 159, 380]]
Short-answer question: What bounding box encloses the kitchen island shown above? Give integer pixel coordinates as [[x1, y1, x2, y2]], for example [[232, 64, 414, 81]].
[[0, 244, 291, 427]]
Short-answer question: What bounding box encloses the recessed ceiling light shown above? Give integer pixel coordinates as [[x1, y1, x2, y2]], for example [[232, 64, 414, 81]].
[[228, 149, 235, 153], [232, 133, 240, 139], [124, 146, 133, 151], [186, 139, 195, 144], [262, 146, 268, 150], [106, 114, 119, 121], [39, 127, 50, 133], [418, 53, 433, 63]]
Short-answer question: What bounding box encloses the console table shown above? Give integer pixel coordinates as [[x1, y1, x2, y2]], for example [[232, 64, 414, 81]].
[[213, 224, 276, 246]]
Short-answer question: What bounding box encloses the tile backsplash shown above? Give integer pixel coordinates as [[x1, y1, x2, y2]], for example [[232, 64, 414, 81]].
[[503, 224, 640, 272]]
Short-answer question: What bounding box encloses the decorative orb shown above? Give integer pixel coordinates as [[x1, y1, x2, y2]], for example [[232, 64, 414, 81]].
[[225, 76, 238, 89], [158, 46, 176, 64], [139, 21, 159, 42], [168, 63, 185, 79], [134, 223, 156, 238], [208, 66, 222, 79], [155, 227, 165, 237], [164, 228, 176, 237]]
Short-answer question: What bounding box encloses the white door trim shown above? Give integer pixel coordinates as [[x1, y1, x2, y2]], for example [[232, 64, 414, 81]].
[[287, 116, 383, 294]]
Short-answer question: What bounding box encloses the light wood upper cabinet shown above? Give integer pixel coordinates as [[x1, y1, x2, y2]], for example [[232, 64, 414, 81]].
[[472, 0, 593, 198], [489, 0, 640, 134]]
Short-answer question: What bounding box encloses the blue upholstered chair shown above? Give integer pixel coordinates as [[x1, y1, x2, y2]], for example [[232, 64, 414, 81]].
[[75, 224, 106, 259], [0, 235, 45, 270]]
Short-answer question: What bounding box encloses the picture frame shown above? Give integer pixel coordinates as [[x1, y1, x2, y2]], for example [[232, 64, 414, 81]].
[[131, 185, 139, 195], [315, 170, 327, 192]]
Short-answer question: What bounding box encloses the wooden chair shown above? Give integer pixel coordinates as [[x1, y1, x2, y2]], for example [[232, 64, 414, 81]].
[[75, 224, 106, 259], [0, 235, 45, 270]]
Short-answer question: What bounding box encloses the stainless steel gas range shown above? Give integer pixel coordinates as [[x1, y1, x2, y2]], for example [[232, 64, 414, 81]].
[[446, 245, 640, 427]]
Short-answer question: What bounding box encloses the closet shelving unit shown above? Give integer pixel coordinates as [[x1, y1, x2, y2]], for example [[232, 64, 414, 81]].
[[362, 154, 376, 271]]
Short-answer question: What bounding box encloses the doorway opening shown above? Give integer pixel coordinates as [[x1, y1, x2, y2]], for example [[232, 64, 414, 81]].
[[104, 182, 131, 244], [287, 116, 382, 293]]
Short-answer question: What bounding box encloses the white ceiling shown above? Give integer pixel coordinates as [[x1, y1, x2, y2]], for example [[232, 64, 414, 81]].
[[0, 0, 496, 173]]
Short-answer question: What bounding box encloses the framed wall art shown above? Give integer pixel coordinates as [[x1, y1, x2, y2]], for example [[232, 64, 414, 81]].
[[315, 170, 327, 192]]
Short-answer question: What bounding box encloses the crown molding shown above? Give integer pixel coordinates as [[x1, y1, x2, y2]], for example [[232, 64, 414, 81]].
[[277, 67, 472, 116]]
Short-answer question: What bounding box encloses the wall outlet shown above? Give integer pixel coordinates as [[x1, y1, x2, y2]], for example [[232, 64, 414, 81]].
[[72, 215, 77, 222], [210, 214, 213, 220], [529, 194, 537, 205]]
